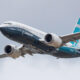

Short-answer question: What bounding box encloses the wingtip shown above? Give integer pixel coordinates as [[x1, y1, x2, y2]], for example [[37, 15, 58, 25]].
[[0, 54, 8, 58]]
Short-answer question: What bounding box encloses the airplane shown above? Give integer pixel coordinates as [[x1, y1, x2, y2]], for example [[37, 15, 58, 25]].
[[0, 18, 80, 59]]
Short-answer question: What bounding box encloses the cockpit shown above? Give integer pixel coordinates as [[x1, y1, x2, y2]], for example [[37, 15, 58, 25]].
[[3, 21, 13, 25], [0, 21, 23, 28]]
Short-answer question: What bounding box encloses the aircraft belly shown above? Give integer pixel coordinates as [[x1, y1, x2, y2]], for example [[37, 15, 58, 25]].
[[52, 47, 80, 58]]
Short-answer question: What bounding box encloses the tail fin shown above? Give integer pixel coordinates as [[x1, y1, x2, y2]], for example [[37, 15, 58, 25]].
[[71, 18, 80, 47], [73, 18, 80, 33]]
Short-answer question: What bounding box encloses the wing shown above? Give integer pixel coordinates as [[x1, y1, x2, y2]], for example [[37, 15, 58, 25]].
[[19, 45, 34, 56], [0, 54, 8, 58], [61, 32, 80, 44]]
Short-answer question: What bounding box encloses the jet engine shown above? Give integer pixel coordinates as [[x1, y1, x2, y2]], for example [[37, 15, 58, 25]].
[[44, 33, 62, 48], [4, 45, 21, 58]]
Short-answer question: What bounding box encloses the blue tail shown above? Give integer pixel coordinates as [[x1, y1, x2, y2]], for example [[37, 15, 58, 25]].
[[73, 18, 80, 33], [71, 18, 80, 47]]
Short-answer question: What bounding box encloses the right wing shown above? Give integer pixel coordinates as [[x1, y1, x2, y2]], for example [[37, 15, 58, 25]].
[[61, 32, 80, 45]]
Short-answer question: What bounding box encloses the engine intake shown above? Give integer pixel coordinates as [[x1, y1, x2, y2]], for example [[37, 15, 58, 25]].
[[45, 34, 53, 42], [5, 45, 12, 54]]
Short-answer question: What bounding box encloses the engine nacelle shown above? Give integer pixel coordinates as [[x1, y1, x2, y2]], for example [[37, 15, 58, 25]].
[[4, 45, 21, 58], [44, 33, 62, 48]]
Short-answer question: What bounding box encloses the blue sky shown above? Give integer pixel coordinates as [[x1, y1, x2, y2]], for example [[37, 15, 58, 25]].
[[0, 0, 80, 80]]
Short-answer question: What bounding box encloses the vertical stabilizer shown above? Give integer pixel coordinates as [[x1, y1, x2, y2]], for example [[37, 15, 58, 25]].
[[71, 18, 80, 47]]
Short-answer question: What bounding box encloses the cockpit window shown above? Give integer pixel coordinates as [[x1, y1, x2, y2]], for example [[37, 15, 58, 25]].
[[3, 22, 12, 25]]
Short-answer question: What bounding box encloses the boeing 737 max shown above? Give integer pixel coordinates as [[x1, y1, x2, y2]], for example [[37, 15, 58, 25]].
[[0, 18, 80, 59]]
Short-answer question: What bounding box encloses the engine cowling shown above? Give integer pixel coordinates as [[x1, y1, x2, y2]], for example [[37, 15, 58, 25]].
[[44, 33, 62, 48], [4, 45, 21, 58]]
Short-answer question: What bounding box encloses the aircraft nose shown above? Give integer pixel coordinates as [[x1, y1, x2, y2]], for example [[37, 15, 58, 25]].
[[0, 27, 6, 32], [0, 27, 1, 30], [0, 26, 13, 37], [0, 24, 6, 31], [0, 27, 4, 32]]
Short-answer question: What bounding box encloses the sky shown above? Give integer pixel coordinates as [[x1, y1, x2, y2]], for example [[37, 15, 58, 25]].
[[0, 0, 80, 80]]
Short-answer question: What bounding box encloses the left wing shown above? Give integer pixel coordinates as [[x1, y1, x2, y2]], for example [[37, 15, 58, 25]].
[[61, 32, 80, 45], [0, 54, 9, 58], [0, 44, 41, 59]]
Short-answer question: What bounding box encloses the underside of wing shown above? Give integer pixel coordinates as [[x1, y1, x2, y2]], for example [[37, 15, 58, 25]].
[[0, 54, 8, 58], [61, 32, 80, 45]]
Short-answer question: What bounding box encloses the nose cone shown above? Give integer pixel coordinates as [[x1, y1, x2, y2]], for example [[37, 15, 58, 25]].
[[0, 27, 22, 40], [0, 27, 5, 34], [0, 27, 1, 31], [0, 27, 9, 36], [0, 27, 18, 41], [0, 23, 13, 37], [0, 25, 2, 30], [0, 27, 4, 31], [0, 24, 6, 31]]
